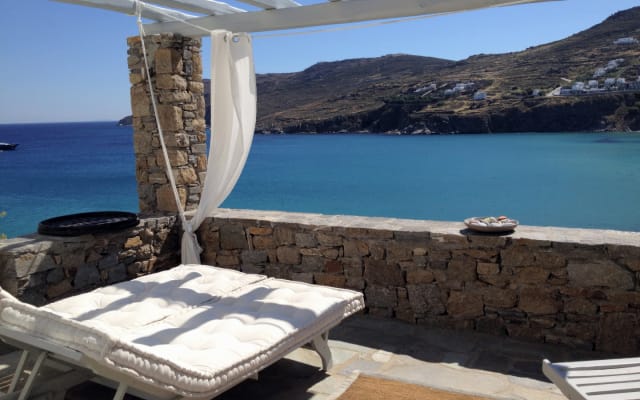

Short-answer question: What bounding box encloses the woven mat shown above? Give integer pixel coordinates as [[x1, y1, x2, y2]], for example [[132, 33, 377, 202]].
[[336, 374, 494, 400]]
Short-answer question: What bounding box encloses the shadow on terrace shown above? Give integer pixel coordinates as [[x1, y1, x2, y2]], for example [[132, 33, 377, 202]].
[[64, 314, 605, 400]]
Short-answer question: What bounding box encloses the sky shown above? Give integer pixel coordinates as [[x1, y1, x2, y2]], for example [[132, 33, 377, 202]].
[[0, 0, 639, 123]]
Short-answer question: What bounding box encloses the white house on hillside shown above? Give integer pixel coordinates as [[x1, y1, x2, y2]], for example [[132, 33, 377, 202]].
[[473, 91, 487, 101], [593, 68, 606, 78], [608, 59, 625, 69], [572, 82, 585, 92], [614, 37, 639, 45]]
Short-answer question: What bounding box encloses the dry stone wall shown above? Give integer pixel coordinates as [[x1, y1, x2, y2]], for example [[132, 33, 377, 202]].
[[0, 217, 179, 305], [197, 209, 640, 355], [1, 209, 639, 356]]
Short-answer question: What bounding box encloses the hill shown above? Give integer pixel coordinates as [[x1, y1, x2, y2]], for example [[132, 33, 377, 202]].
[[256, 54, 454, 132], [255, 7, 640, 133]]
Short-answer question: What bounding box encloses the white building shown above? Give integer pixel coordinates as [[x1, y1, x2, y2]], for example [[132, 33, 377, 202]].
[[572, 82, 585, 92], [588, 80, 599, 88], [604, 78, 617, 88], [452, 82, 476, 94], [614, 37, 639, 45], [473, 91, 487, 101], [414, 83, 437, 93], [607, 59, 625, 70]]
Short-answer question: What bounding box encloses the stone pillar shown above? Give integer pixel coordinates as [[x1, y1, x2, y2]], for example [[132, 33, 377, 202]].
[[127, 34, 207, 216]]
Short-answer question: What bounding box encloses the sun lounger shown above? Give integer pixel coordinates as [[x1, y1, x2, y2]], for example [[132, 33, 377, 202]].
[[542, 358, 640, 400], [0, 264, 365, 400]]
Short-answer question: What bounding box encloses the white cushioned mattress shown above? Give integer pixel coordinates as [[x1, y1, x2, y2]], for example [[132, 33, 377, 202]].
[[0, 264, 364, 398]]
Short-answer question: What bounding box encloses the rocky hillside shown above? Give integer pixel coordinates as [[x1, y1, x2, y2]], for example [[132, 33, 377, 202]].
[[256, 55, 454, 131], [119, 7, 640, 133], [256, 6, 640, 133]]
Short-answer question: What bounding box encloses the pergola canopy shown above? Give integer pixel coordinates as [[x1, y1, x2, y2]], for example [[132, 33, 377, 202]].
[[53, 0, 560, 36]]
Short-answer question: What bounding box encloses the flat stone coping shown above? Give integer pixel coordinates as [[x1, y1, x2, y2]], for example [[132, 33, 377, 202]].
[[3, 209, 638, 249], [210, 208, 640, 247]]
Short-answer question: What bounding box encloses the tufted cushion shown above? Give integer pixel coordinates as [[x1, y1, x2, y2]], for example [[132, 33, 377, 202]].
[[45, 264, 267, 335], [0, 264, 364, 398]]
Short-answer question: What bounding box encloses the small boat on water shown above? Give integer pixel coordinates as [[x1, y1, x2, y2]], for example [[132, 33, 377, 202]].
[[0, 143, 18, 151]]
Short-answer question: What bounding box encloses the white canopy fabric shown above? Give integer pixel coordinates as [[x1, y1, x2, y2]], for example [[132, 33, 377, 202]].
[[181, 30, 257, 264], [135, 4, 256, 265]]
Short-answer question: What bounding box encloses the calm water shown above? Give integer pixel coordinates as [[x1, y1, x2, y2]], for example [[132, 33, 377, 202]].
[[1, 121, 639, 238]]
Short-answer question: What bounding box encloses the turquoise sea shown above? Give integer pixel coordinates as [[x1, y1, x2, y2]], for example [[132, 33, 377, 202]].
[[1, 121, 639, 238]]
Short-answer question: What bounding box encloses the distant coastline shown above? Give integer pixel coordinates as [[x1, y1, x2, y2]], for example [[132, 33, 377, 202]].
[[117, 115, 132, 126]]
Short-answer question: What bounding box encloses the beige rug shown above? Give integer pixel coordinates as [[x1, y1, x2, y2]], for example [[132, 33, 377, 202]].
[[336, 375, 494, 400]]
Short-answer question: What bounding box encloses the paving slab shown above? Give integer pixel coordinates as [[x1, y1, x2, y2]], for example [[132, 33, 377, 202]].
[[1, 314, 596, 400]]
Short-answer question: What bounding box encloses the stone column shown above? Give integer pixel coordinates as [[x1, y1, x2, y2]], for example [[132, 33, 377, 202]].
[[127, 34, 207, 216]]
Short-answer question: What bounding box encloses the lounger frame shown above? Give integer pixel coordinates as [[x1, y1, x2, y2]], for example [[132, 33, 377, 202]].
[[1, 322, 337, 400], [543, 358, 640, 400], [1, 323, 336, 400]]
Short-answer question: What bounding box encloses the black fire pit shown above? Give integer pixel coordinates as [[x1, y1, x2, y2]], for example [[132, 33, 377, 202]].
[[38, 211, 139, 236]]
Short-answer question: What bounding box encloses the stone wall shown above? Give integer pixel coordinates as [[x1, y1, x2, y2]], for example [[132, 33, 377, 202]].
[[196, 209, 640, 355], [127, 34, 207, 215], [2, 209, 639, 355], [0, 217, 179, 306]]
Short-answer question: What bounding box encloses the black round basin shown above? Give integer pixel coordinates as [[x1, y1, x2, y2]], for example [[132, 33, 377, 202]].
[[38, 211, 139, 236]]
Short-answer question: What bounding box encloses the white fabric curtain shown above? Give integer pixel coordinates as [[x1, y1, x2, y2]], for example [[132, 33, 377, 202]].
[[181, 30, 257, 265]]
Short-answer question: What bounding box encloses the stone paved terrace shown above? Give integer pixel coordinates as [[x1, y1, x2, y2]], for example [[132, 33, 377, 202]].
[[214, 314, 602, 400], [3, 314, 611, 400]]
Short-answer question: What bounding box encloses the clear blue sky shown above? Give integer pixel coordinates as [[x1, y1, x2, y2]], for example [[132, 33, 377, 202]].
[[1, 0, 638, 123]]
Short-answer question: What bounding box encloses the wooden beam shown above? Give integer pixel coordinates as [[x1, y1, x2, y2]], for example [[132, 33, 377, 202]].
[[236, 0, 301, 10], [143, 0, 560, 36], [52, 0, 196, 21], [145, 0, 245, 15], [140, 1, 198, 20]]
